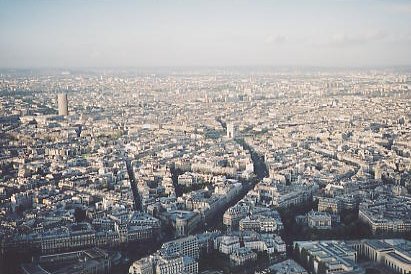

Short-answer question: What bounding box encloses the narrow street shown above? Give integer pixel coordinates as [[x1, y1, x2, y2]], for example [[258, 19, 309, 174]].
[[125, 158, 142, 211]]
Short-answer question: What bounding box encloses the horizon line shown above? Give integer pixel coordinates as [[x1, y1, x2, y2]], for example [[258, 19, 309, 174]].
[[1, 64, 411, 71]]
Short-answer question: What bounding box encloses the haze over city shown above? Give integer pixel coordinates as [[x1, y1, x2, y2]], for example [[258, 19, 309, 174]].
[[1, 1, 411, 275], [1, 0, 411, 68]]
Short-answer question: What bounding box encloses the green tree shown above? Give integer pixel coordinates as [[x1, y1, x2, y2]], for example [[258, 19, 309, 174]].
[[74, 207, 87, 222]]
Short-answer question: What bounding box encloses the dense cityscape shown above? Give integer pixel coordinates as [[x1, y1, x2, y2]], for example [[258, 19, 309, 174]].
[[2, 0, 411, 273], [0, 68, 410, 273]]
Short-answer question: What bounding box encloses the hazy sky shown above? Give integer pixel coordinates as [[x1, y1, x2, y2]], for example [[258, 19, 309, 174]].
[[1, 0, 411, 68]]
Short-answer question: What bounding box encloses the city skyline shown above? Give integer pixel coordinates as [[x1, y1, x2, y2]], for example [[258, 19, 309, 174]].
[[1, 1, 411, 274]]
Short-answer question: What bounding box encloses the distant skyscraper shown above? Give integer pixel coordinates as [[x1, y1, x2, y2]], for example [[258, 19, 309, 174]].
[[58, 93, 68, 116], [227, 123, 235, 139]]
